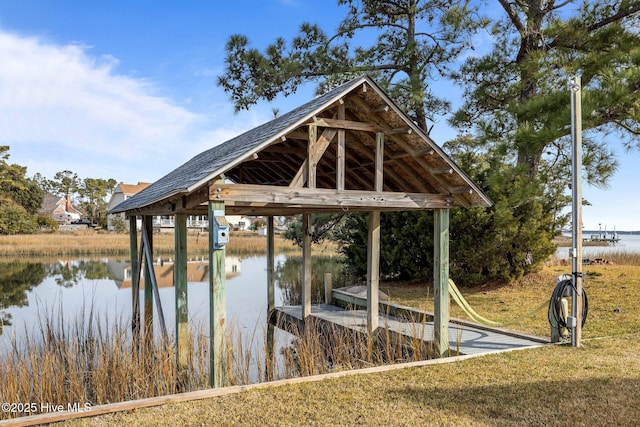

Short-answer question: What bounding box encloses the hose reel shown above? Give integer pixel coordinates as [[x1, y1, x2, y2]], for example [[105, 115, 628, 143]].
[[548, 274, 588, 342]]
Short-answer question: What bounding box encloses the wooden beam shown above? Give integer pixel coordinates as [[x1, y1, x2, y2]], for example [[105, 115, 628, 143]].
[[141, 219, 168, 341], [308, 124, 317, 188], [174, 213, 189, 380], [208, 200, 227, 388], [433, 209, 450, 357], [388, 127, 412, 135], [302, 213, 312, 319], [450, 186, 473, 195], [129, 216, 141, 344], [213, 184, 453, 210], [375, 132, 384, 192], [312, 117, 382, 133], [432, 167, 453, 175], [142, 216, 154, 346], [347, 95, 472, 208], [337, 103, 346, 191], [370, 104, 389, 113], [367, 211, 380, 333]]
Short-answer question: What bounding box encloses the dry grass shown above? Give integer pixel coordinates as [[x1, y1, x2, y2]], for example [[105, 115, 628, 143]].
[[52, 263, 640, 426], [0, 230, 324, 257], [57, 333, 640, 427], [0, 305, 431, 421]]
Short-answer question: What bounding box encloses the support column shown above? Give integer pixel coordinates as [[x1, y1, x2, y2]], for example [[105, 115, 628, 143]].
[[174, 213, 189, 380], [366, 211, 380, 333], [266, 216, 275, 313], [366, 131, 384, 333], [129, 216, 140, 343], [433, 208, 450, 357], [302, 213, 312, 319], [208, 201, 227, 388], [266, 215, 275, 381], [143, 215, 154, 343]]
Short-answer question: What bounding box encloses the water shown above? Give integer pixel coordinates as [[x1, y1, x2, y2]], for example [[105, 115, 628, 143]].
[[0, 253, 341, 382], [555, 233, 640, 259], [0, 255, 279, 338]]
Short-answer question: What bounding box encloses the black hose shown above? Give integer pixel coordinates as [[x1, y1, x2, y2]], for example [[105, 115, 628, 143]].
[[548, 278, 588, 329]]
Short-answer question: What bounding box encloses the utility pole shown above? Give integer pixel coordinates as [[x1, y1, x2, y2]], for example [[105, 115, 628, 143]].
[[570, 76, 583, 347]]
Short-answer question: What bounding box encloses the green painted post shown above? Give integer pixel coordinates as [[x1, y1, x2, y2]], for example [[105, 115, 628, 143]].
[[208, 201, 227, 388], [302, 213, 312, 319], [267, 216, 275, 313], [174, 213, 189, 380], [143, 215, 154, 344], [129, 216, 140, 343], [266, 216, 275, 381], [433, 209, 450, 357]]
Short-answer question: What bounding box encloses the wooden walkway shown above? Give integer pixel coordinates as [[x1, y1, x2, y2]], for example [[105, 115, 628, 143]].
[[274, 298, 548, 356]]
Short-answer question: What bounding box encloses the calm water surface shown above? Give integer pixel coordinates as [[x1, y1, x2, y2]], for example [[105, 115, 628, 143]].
[[556, 233, 640, 258], [0, 254, 333, 342]]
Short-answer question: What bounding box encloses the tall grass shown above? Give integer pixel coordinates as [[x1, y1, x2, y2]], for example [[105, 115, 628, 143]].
[[0, 230, 323, 257], [0, 304, 431, 420], [585, 249, 640, 266]]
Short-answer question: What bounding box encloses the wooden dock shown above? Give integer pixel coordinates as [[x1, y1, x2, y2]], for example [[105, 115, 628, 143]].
[[272, 287, 548, 356]]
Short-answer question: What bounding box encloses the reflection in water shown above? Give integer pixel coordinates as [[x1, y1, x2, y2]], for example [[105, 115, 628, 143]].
[[276, 255, 346, 306], [0, 262, 46, 334], [1, 254, 371, 390]]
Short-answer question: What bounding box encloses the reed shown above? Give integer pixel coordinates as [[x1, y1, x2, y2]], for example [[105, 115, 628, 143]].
[[0, 303, 429, 420], [0, 230, 328, 257], [585, 249, 640, 266]]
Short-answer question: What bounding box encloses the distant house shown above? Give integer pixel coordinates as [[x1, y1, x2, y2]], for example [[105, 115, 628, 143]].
[[107, 182, 255, 232], [107, 182, 151, 231], [39, 193, 85, 224]]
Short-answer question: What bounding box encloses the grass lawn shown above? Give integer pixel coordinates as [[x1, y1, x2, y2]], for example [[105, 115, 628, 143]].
[[54, 262, 640, 426]]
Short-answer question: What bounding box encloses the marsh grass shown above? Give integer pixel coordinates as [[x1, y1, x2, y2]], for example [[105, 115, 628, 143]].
[[586, 248, 640, 266], [0, 303, 431, 420], [0, 230, 328, 257]]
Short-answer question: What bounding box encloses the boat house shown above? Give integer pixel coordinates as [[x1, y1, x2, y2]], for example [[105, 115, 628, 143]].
[[109, 75, 492, 387]]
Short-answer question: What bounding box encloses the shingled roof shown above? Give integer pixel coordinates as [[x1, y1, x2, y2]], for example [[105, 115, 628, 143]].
[[110, 75, 491, 217]]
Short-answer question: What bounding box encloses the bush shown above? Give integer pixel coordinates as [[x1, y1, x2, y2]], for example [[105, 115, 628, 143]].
[[0, 198, 37, 234]]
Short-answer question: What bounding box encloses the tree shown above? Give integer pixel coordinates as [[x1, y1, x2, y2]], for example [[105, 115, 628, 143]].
[[49, 170, 80, 199], [218, 1, 640, 285], [284, 214, 346, 247], [451, 0, 640, 184], [218, 0, 486, 132], [78, 177, 117, 226], [0, 146, 43, 234]]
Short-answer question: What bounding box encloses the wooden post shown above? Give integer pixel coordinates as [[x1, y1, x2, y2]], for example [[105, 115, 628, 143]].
[[143, 215, 154, 343], [374, 132, 384, 191], [267, 216, 275, 313], [337, 103, 345, 191], [141, 220, 168, 340], [174, 213, 189, 379], [208, 201, 227, 388], [366, 132, 384, 333], [308, 124, 318, 189], [129, 216, 140, 342], [367, 211, 380, 333], [302, 213, 312, 319], [324, 272, 333, 305], [433, 209, 450, 357]]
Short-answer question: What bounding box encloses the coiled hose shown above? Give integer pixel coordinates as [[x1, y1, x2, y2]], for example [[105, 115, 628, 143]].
[[548, 277, 588, 329]]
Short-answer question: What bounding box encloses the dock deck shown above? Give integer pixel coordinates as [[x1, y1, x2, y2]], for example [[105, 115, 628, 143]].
[[274, 302, 547, 356]]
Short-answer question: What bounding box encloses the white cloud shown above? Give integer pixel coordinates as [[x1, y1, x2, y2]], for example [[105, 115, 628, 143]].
[[0, 30, 227, 182]]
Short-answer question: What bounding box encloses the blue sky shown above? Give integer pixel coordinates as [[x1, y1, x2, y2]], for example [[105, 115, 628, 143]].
[[0, 1, 638, 230]]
